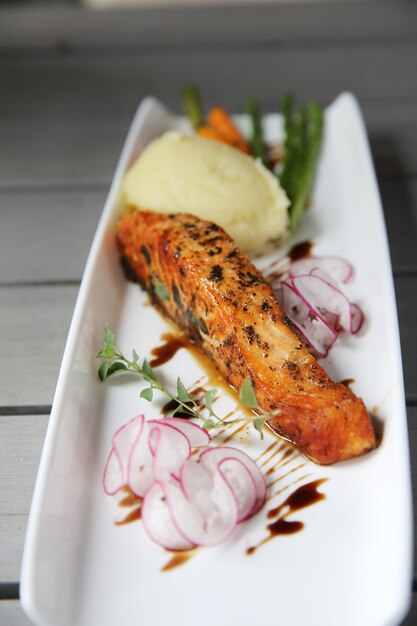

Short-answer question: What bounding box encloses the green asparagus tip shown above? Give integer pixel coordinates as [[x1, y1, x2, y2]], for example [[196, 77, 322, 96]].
[[181, 84, 204, 130], [246, 97, 270, 169], [279, 95, 324, 233]]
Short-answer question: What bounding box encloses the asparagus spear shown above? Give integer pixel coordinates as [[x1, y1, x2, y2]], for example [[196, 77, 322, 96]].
[[246, 98, 270, 168], [289, 101, 323, 233], [279, 95, 324, 233], [181, 84, 205, 130], [279, 93, 294, 194]]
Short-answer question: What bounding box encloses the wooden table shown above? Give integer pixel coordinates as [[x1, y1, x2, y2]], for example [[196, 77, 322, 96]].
[[0, 2, 416, 623]]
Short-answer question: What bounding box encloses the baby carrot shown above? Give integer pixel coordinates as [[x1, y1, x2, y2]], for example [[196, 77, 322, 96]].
[[196, 125, 230, 144], [207, 107, 251, 154]]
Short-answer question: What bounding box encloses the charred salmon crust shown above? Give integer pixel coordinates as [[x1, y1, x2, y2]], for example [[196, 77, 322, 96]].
[[117, 210, 376, 464]]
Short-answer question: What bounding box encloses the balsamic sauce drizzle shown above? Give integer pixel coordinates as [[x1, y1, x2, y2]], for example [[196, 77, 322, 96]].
[[247, 479, 327, 554], [263, 239, 314, 282], [150, 332, 188, 367], [115, 486, 142, 526], [162, 550, 195, 572]]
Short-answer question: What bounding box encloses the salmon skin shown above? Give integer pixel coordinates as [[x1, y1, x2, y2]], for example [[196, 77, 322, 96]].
[[117, 210, 376, 464]]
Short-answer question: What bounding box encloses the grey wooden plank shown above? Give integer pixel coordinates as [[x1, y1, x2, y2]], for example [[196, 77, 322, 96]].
[[395, 276, 417, 400], [0, 2, 416, 50], [0, 602, 34, 626], [0, 286, 77, 407], [0, 188, 106, 283], [406, 407, 417, 586], [0, 109, 415, 189], [0, 515, 34, 585], [408, 405, 417, 553], [0, 110, 126, 189], [401, 592, 417, 626], [380, 177, 417, 272], [405, 409, 416, 625], [0, 52, 416, 188], [366, 102, 417, 178], [0, 415, 49, 517], [2, 43, 416, 113], [0, 414, 48, 583]]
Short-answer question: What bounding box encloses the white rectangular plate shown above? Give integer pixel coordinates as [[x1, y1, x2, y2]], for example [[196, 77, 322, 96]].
[[21, 94, 413, 626]]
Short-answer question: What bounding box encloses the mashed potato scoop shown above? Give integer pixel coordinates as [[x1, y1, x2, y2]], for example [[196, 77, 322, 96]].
[[122, 131, 289, 254]]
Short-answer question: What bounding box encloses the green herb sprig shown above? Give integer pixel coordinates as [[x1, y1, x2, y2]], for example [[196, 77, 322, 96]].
[[97, 324, 273, 437]]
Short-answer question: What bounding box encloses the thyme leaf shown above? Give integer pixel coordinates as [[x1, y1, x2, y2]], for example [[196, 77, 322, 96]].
[[239, 377, 260, 409]]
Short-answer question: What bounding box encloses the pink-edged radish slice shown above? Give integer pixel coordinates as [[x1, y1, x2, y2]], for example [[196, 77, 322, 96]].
[[142, 482, 194, 551], [181, 456, 256, 523], [292, 273, 352, 332], [160, 417, 211, 447], [289, 256, 353, 284], [296, 269, 363, 334], [164, 470, 239, 547], [302, 269, 353, 325], [104, 415, 147, 496], [148, 419, 192, 458], [282, 276, 339, 356], [112, 415, 145, 483], [200, 447, 266, 517], [148, 421, 191, 482], [296, 314, 338, 358], [180, 458, 213, 511], [127, 421, 154, 497], [281, 277, 310, 325], [350, 302, 365, 334], [103, 448, 123, 495], [281, 269, 364, 356], [216, 458, 258, 523]]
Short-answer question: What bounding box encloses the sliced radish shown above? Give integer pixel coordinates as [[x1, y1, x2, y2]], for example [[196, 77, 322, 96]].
[[181, 455, 257, 523], [217, 458, 258, 522], [350, 302, 365, 334], [103, 448, 123, 495], [267, 250, 364, 357], [293, 273, 351, 330], [180, 458, 213, 508], [142, 482, 194, 551], [105, 415, 146, 494], [282, 276, 339, 356], [148, 421, 191, 482], [104, 417, 267, 551], [112, 415, 145, 483], [289, 256, 353, 284], [164, 469, 239, 547], [296, 312, 338, 357], [200, 447, 266, 517], [160, 417, 211, 447], [127, 421, 154, 497], [296, 269, 363, 335], [280, 264, 364, 357], [281, 277, 310, 325], [148, 419, 192, 458]]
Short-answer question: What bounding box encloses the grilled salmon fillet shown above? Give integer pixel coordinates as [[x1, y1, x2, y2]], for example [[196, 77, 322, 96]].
[[117, 210, 376, 464]]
